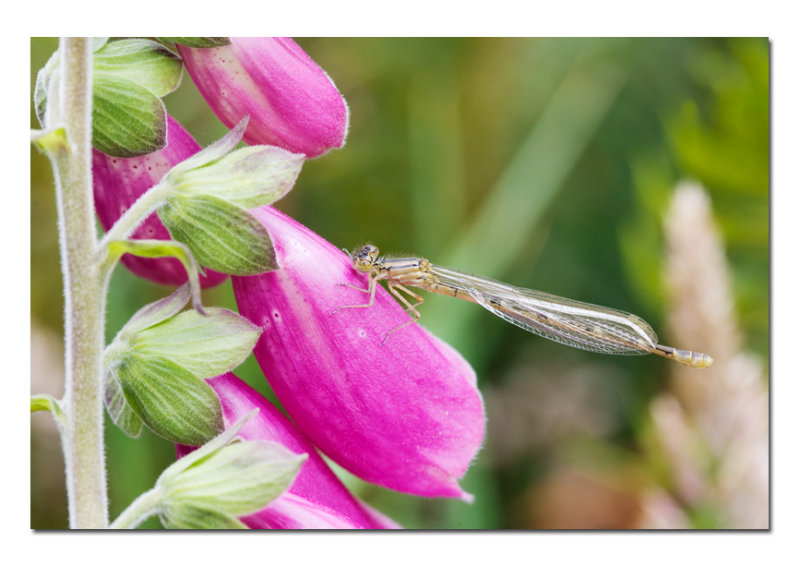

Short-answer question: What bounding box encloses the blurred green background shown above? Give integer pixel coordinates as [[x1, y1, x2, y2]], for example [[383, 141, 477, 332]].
[[30, 38, 769, 529]]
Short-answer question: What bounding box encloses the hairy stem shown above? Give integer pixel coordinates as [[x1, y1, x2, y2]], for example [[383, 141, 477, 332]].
[[109, 487, 163, 529], [97, 178, 171, 250], [51, 37, 109, 528]]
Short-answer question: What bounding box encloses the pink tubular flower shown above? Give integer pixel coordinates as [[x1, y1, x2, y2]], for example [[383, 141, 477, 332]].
[[177, 373, 398, 529], [178, 38, 349, 158], [92, 115, 228, 288], [232, 207, 485, 500]]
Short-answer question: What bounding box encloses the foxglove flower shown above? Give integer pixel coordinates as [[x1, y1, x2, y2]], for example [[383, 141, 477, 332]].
[[232, 207, 485, 500], [177, 373, 398, 529], [177, 38, 348, 158], [93, 115, 228, 287]]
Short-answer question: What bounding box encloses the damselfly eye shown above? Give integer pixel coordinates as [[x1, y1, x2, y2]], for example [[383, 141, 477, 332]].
[[352, 244, 380, 269], [358, 245, 378, 261]]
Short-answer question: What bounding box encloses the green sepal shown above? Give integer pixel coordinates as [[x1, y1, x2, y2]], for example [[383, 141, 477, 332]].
[[167, 116, 249, 177], [131, 307, 262, 379], [102, 285, 258, 440], [94, 39, 182, 98], [165, 411, 258, 477], [172, 145, 304, 210], [107, 240, 204, 313], [159, 194, 277, 276], [33, 50, 59, 127], [109, 412, 260, 529], [104, 369, 144, 438], [92, 74, 167, 157], [117, 356, 223, 445], [157, 412, 306, 528], [92, 38, 109, 51], [153, 117, 301, 275], [165, 116, 303, 208], [159, 37, 231, 49], [102, 285, 190, 438], [120, 284, 192, 337], [160, 504, 248, 530], [164, 441, 306, 518], [35, 38, 181, 156]]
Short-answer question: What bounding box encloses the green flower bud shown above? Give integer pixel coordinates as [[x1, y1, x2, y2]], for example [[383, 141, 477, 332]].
[[111, 413, 305, 529], [170, 144, 304, 210], [130, 306, 262, 379], [103, 285, 260, 443], [161, 441, 307, 524], [117, 357, 223, 445], [35, 38, 182, 156], [158, 194, 277, 276], [155, 414, 307, 529]]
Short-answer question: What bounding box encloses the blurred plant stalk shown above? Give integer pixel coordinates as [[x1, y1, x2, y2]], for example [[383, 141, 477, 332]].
[[639, 182, 768, 529]]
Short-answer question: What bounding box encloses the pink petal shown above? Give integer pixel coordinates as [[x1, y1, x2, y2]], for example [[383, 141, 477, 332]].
[[177, 373, 398, 529], [232, 207, 485, 500], [243, 493, 393, 530], [92, 115, 228, 287], [178, 38, 349, 158]]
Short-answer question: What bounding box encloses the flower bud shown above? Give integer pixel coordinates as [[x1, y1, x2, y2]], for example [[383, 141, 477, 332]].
[[232, 207, 485, 500], [178, 38, 349, 158], [178, 373, 398, 529], [92, 114, 228, 287], [161, 410, 306, 529], [115, 356, 223, 446], [163, 440, 305, 528]]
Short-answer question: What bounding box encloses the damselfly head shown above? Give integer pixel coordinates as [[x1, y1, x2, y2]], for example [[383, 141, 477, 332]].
[[352, 244, 380, 271]]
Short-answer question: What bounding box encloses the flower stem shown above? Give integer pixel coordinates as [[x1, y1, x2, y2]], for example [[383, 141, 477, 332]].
[[109, 487, 164, 529], [98, 179, 171, 251], [51, 37, 109, 529]]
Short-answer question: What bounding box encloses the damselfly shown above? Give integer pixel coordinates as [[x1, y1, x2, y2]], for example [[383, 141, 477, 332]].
[[335, 244, 713, 368]]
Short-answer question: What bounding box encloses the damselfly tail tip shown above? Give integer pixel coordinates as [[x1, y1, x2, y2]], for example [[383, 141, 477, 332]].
[[684, 352, 714, 369], [655, 344, 713, 369]]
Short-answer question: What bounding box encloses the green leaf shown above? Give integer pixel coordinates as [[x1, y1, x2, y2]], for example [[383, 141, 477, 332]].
[[31, 394, 68, 437], [131, 307, 262, 379], [31, 394, 55, 414], [159, 194, 277, 276], [92, 74, 167, 157], [94, 39, 182, 97], [30, 393, 65, 421], [160, 504, 248, 529], [31, 127, 68, 155], [117, 357, 223, 445], [104, 370, 144, 438], [160, 37, 231, 48]]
